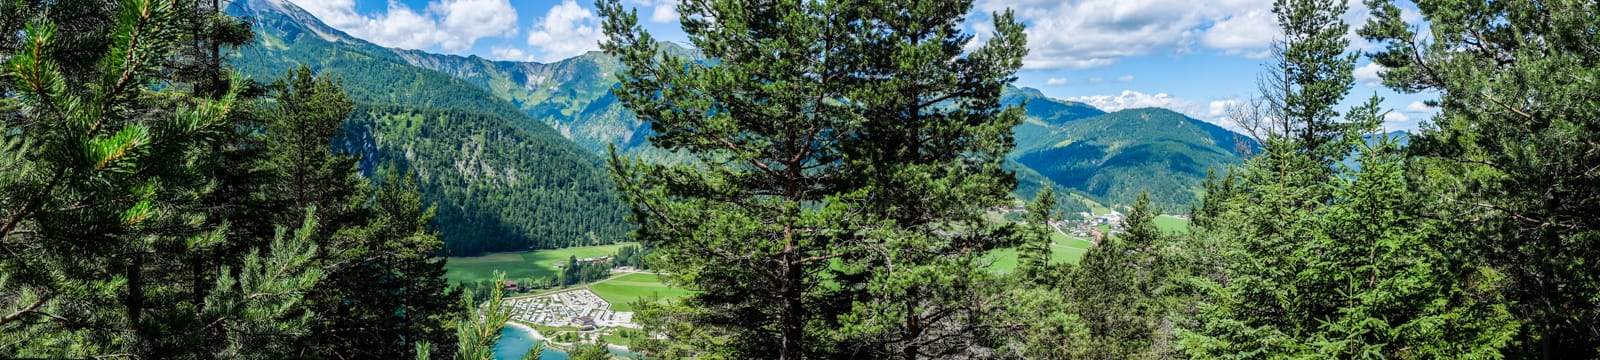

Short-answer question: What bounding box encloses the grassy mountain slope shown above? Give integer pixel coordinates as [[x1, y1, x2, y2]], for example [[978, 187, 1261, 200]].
[[227, 0, 629, 255]]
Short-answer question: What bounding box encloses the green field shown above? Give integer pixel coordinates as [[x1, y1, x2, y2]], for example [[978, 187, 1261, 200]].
[[1153, 215, 1191, 233], [588, 273, 692, 312], [444, 243, 635, 284], [986, 232, 1096, 273]]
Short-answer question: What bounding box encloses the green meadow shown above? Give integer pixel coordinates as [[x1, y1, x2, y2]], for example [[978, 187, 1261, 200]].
[[588, 273, 693, 312], [444, 243, 635, 284]]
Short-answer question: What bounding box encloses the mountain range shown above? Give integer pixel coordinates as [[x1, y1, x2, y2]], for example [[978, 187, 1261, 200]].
[[225, 0, 1254, 252]]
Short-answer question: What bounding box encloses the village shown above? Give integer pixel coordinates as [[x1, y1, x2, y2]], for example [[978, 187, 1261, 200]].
[[993, 203, 1130, 243], [504, 287, 637, 334]]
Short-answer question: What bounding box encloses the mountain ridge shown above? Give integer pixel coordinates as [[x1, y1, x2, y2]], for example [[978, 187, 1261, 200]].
[[232, 0, 1255, 213], [228, 0, 632, 255]]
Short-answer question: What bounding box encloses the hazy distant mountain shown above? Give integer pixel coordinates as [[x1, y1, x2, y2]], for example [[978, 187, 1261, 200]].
[[227, 0, 631, 255]]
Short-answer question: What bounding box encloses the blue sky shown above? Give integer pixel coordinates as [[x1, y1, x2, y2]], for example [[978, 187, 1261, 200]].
[[287, 0, 1437, 132]]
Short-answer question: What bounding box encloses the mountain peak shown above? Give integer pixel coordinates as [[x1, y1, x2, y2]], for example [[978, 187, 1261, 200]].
[[229, 0, 357, 44]]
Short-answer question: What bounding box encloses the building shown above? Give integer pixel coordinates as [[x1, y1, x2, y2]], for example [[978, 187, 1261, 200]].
[[575, 316, 597, 331], [502, 280, 520, 292], [577, 256, 613, 266]]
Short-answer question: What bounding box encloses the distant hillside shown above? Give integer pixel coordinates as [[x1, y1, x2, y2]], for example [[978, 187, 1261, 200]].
[[1013, 107, 1255, 211], [227, 0, 630, 255], [228, 0, 1253, 218], [384, 40, 700, 162]]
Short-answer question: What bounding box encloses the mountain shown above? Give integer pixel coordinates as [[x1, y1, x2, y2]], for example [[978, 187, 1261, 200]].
[[227, 0, 631, 255], [228, 0, 1252, 218], [1013, 107, 1255, 211]]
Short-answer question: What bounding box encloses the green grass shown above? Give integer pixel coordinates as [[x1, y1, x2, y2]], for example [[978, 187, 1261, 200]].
[[589, 273, 692, 312], [1153, 215, 1191, 233], [986, 231, 1096, 273], [444, 243, 635, 284]]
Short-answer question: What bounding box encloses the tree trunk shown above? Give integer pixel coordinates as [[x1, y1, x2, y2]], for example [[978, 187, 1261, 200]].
[[780, 239, 804, 360]]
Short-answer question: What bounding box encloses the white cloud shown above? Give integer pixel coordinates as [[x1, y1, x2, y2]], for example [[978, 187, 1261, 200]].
[[1354, 62, 1385, 87], [490, 46, 536, 62], [973, 0, 1390, 69], [527, 0, 605, 62], [290, 0, 517, 53], [1117, 74, 1135, 82], [1207, 99, 1241, 118], [1201, 7, 1277, 54], [1405, 101, 1432, 112], [1070, 90, 1199, 116], [620, 0, 677, 23], [1067, 90, 1253, 132], [1383, 111, 1410, 123], [1046, 77, 1071, 86]]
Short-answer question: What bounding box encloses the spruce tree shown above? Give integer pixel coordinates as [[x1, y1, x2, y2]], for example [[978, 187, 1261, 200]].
[[1362, 0, 1600, 356], [598, 0, 1027, 357], [1182, 0, 1521, 356], [1019, 186, 1057, 276], [1066, 193, 1169, 359]]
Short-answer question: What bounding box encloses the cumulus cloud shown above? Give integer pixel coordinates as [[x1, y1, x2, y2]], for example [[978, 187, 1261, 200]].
[[1117, 74, 1135, 82], [972, 0, 1406, 69], [290, 0, 517, 53], [1354, 62, 1385, 87], [1201, 6, 1277, 55], [1046, 77, 1071, 86], [1405, 101, 1432, 112], [490, 46, 536, 62], [1070, 90, 1200, 116], [1067, 90, 1253, 132], [1383, 111, 1410, 124], [527, 0, 605, 62]]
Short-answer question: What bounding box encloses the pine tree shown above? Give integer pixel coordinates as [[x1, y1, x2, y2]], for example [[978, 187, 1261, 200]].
[[1065, 193, 1168, 359], [0, 1, 322, 357], [257, 68, 459, 359], [421, 273, 542, 360], [598, 0, 1027, 358], [1362, 0, 1600, 356], [1019, 186, 1056, 277]]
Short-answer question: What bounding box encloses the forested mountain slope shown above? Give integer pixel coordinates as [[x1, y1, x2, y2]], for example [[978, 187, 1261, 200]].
[[226, 0, 629, 255], [227, 0, 1252, 217], [1013, 107, 1255, 210]]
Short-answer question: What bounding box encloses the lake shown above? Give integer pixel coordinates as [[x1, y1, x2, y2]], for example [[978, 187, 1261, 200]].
[[494, 326, 565, 360], [494, 325, 639, 360]]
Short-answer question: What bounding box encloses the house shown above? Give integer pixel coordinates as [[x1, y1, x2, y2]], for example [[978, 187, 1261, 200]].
[[575, 316, 597, 331], [502, 280, 520, 292], [577, 256, 613, 266]]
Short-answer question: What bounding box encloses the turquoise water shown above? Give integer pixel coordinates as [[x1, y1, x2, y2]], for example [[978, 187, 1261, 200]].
[[493, 327, 566, 360], [493, 326, 638, 360]]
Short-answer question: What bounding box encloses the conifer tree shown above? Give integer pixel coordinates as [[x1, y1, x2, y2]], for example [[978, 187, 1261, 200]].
[[1020, 187, 1057, 276], [1067, 193, 1168, 359], [598, 0, 1027, 358], [0, 1, 322, 357], [1362, 0, 1600, 356], [1182, 0, 1521, 356]]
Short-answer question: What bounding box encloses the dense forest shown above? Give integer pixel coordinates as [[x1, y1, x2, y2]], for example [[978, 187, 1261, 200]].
[[228, 0, 632, 255], [1015, 108, 1254, 210], [343, 106, 628, 255], [0, 0, 530, 358], [598, 0, 1600, 358], [3, 0, 1598, 359]]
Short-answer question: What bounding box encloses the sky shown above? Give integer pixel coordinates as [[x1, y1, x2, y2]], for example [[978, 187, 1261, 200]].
[[285, 0, 1438, 132]]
